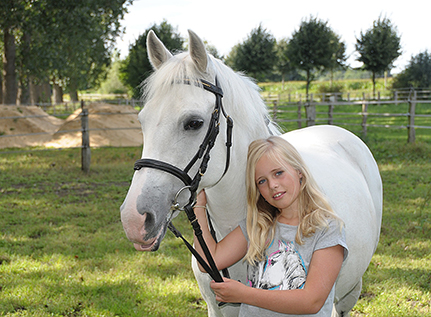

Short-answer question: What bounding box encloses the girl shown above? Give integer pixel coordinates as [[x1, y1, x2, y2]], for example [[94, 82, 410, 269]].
[[193, 136, 348, 316]]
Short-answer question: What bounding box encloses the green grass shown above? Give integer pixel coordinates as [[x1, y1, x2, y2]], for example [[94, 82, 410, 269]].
[[0, 148, 206, 316], [352, 140, 431, 316], [259, 77, 394, 99], [269, 99, 431, 144], [1, 136, 430, 316]]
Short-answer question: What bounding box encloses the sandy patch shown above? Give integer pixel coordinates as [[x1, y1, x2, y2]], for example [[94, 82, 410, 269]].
[[0, 103, 143, 149]]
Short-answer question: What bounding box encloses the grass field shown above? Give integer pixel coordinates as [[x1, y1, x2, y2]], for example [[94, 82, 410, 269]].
[[0, 126, 430, 316]]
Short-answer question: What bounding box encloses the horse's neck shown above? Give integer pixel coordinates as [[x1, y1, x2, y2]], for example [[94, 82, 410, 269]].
[[206, 168, 247, 237], [206, 121, 271, 238]]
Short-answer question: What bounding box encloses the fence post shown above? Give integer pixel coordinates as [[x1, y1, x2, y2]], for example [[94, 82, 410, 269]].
[[272, 99, 278, 122], [305, 94, 315, 126], [81, 101, 91, 173], [408, 90, 416, 143], [328, 95, 335, 125], [361, 93, 368, 137]]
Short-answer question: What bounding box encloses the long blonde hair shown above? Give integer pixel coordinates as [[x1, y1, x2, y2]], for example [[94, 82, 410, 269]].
[[244, 136, 341, 264]]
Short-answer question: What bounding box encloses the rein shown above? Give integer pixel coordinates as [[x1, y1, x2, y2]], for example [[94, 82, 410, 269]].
[[133, 77, 233, 288]]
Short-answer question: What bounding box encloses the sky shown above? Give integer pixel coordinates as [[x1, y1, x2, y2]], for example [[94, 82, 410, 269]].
[[115, 0, 428, 74]]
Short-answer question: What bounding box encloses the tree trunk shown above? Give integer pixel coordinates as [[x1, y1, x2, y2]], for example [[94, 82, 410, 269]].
[[68, 78, 79, 101], [0, 74, 3, 103], [306, 69, 311, 100], [17, 77, 30, 105], [29, 76, 39, 105], [17, 31, 31, 105], [53, 83, 63, 104], [69, 90, 79, 102], [372, 71, 376, 99], [41, 81, 52, 104], [2, 28, 17, 105]]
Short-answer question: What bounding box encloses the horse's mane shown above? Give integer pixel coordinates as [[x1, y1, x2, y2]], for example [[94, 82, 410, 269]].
[[142, 51, 280, 137]]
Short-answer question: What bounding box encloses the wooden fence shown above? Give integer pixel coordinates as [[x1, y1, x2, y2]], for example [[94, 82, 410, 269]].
[[1, 90, 431, 172], [265, 89, 431, 144]]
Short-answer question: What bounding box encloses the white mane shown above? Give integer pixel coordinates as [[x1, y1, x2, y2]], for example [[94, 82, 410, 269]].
[[142, 51, 280, 138]]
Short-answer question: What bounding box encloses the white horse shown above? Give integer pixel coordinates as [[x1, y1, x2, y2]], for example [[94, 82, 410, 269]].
[[120, 30, 382, 317]]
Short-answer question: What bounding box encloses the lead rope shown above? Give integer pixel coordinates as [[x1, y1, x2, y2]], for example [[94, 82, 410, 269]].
[[167, 200, 227, 307]]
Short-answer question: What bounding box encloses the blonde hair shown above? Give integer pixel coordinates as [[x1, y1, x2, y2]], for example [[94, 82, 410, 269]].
[[244, 136, 341, 264]]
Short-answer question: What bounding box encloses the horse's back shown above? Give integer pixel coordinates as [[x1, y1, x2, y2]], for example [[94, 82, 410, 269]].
[[283, 125, 382, 223], [282, 125, 383, 314]]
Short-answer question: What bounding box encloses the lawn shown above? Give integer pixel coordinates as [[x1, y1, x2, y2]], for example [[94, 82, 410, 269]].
[[0, 131, 430, 316]]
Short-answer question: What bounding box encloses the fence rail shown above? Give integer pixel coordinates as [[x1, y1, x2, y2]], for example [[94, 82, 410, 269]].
[[265, 89, 431, 144], [1, 89, 431, 172]]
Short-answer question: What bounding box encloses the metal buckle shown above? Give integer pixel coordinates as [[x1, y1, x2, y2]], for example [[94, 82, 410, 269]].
[[166, 185, 197, 223]]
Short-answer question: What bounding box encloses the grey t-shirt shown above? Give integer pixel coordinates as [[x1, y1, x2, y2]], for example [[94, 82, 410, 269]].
[[238, 218, 348, 317]]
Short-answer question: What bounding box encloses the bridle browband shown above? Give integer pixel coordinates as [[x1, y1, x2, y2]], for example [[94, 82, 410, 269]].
[[133, 77, 233, 291]]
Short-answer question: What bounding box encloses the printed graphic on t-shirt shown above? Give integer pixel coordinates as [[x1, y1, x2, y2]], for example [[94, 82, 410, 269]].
[[247, 240, 307, 290]]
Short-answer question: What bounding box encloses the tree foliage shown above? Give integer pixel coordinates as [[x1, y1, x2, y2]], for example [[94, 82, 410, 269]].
[[392, 51, 431, 89], [285, 16, 346, 96], [355, 16, 401, 95], [0, 0, 132, 104], [226, 24, 276, 82], [119, 20, 184, 99]]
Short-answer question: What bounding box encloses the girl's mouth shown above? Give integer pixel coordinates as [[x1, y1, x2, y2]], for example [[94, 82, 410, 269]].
[[273, 192, 285, 199]]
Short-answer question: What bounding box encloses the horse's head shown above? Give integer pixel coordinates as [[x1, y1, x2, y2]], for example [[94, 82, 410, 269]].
[[121, 29, 276, 252], [121, 30, 234, 251]]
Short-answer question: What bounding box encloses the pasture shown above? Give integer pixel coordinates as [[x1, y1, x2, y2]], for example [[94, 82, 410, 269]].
[[1, 131, 430, 316]]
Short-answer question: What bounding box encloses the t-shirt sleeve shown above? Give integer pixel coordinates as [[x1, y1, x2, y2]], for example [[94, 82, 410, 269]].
[[238, 218, 249, 242], [315, 219, 349, 261]]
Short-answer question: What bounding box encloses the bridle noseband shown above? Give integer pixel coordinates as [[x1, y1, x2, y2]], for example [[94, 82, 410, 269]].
[[133, 77, 233, 289]]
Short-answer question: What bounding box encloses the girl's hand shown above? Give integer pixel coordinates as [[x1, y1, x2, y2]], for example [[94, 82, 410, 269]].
[[210, 278, 248, 303]]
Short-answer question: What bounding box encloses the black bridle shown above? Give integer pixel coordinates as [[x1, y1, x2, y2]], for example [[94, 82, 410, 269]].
[[133, 77, 233, 287]]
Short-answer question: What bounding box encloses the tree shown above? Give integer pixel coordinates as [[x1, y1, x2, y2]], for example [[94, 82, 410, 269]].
[[286, 16, 345, 97], [392, 51, 431, 89], [1, 0, 132, 105], [119, 20, 184, 99], [275, 39, 293, 87], [326, 33, 347, 88], [356, 16, 401, 97], [275, 39, 305, 85], [35, 0, 132, 102], [226, 24, 277, 82], [0, 0, 29, 104]]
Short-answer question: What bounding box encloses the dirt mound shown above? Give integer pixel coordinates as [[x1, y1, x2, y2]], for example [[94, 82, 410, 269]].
[[0, 105, 64, 148], [45, 103, 143, 148], [0, 103, 143, 149]]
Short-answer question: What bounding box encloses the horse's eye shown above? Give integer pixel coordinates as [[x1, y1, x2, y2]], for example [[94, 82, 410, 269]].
[[184, 119, 204, 131]]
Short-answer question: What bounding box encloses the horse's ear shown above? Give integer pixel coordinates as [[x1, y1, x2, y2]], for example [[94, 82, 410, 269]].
[[147, 30, 173, 70], [188, 30, 208, 73]]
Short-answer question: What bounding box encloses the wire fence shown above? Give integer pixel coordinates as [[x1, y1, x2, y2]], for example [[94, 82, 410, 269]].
[[1, 89, 430, 172]]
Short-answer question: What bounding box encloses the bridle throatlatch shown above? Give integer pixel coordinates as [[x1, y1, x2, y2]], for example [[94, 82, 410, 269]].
[[133, 77, 233, 290]]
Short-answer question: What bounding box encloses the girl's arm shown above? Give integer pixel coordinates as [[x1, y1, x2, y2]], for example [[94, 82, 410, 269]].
[[210, 244, 344, 314], [193, 190, 248, 272]]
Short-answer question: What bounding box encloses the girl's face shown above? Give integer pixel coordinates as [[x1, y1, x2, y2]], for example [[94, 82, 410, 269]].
[[255, 153, 302, 217]]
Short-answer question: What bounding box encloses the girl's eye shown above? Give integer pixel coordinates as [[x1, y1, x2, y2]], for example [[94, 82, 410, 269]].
[[257, 179, 266, 186], [275, 171, 283, 176]]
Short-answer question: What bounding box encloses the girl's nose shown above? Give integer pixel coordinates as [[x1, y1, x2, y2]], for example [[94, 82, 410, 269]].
[[269, 179, 279, 189]]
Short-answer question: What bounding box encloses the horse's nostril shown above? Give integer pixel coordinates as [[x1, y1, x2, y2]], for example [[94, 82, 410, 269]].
[[144, 213, 155, 233]]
